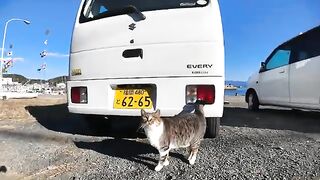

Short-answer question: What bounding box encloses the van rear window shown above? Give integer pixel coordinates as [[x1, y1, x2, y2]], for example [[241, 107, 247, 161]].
[[80, 0, 209, 23]]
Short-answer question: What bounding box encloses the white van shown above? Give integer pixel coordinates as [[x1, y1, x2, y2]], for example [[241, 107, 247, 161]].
[[246, 25, 320, 111], [68, 0, 225, 137]]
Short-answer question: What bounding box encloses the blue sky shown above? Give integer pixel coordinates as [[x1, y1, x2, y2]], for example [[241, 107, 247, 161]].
[[0, 0, 319, 81], [0, 0, 80, 80]]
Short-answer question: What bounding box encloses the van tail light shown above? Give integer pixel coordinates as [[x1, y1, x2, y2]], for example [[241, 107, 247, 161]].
[[71, 87, 87, 103], [186, 85, 215, 104]]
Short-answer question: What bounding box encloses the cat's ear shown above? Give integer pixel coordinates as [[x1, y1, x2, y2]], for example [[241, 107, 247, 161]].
[[141, 109, 146, 116], [155, 109, 160, 117]]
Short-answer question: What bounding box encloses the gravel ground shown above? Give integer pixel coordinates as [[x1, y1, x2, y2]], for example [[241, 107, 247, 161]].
[[0, 95, 320, 179]]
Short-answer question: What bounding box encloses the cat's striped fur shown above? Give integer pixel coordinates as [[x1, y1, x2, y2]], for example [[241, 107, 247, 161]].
[[141, 103, 206, 171]]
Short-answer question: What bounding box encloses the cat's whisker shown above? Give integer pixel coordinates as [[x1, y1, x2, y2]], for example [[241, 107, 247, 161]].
[[136, 123, 147, 132]]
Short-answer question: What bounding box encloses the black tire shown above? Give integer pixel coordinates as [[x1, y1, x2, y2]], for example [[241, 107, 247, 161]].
[[247, 91, 259, 111], [206, 117, 220, 138]]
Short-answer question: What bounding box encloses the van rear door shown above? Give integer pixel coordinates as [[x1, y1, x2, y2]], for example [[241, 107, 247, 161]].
[[70, 0, 224, 80]]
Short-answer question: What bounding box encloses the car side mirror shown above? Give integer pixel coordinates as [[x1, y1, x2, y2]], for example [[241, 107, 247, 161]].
[[259, 62, 266, 73]]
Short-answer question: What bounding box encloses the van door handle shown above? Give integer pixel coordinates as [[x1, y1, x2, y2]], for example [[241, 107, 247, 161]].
[[122, 49, 143, 59], [279, 70, 285, 74]]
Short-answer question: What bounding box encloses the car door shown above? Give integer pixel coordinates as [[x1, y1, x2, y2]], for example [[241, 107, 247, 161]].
[[289, 27, 320, 107], [258, 47, 291, 105]]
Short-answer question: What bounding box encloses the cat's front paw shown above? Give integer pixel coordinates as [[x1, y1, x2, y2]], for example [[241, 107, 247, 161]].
[[163, 159, 169, 166], [155, 164, 163, 171], [189, 157, 196, 165]]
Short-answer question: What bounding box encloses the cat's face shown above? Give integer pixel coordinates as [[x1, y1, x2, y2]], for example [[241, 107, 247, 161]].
[[140, 109, 161, 128]]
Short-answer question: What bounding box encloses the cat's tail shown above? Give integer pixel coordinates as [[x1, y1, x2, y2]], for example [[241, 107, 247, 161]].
[[194, 101, 205, 116], [194, 101, 206, 133]]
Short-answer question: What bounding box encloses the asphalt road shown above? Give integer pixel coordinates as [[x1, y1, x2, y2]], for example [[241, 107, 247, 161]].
[[0, 96, 319, 179]]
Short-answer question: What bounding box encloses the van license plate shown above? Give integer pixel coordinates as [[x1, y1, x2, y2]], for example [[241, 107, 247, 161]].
[[113, 89, 153, 109]]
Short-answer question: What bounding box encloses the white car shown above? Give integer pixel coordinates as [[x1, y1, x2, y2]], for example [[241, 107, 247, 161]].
[[246, 25, 320, 111]]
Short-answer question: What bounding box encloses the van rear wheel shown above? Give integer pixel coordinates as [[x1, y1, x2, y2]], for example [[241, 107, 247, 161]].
[[206, 117, 220, 138]]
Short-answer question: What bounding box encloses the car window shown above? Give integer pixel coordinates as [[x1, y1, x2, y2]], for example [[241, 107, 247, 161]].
[[81, 0, 209, 22], [266, 49, 291, 70], [291, 28, 320, 63]]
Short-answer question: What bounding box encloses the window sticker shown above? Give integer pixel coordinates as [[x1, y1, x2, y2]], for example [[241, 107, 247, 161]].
[[197, 0, 207, 5], [180, 2, 196, 7]]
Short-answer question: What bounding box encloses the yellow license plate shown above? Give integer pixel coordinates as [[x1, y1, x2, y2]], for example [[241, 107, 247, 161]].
[[113, 88, 153, 109]]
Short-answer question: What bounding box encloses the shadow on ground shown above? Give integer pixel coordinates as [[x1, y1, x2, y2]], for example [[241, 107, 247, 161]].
[[26, 103, 320, 139], [222, 107, 320, 133], [74, 138, 188, 170], [25, 103, 144, 138]]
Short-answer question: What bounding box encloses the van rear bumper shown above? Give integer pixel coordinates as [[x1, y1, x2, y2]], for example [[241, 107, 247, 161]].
[[67, 76, 224, 117]]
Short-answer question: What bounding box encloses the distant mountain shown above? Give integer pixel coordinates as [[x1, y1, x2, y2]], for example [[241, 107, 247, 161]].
[[3, 74, 68, 85], [48, 76, 68, 86], [4, 74, 245, 88], [3, 74, 28, 84], [225, 80, 247, 87]]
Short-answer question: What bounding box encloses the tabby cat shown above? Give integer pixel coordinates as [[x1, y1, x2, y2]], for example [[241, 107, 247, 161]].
[[140, 103, 206, 171]]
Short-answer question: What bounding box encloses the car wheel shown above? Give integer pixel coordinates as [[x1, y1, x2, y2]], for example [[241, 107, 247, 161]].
[[248, 91, 259, 111], [206, 117, 220, 138]]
